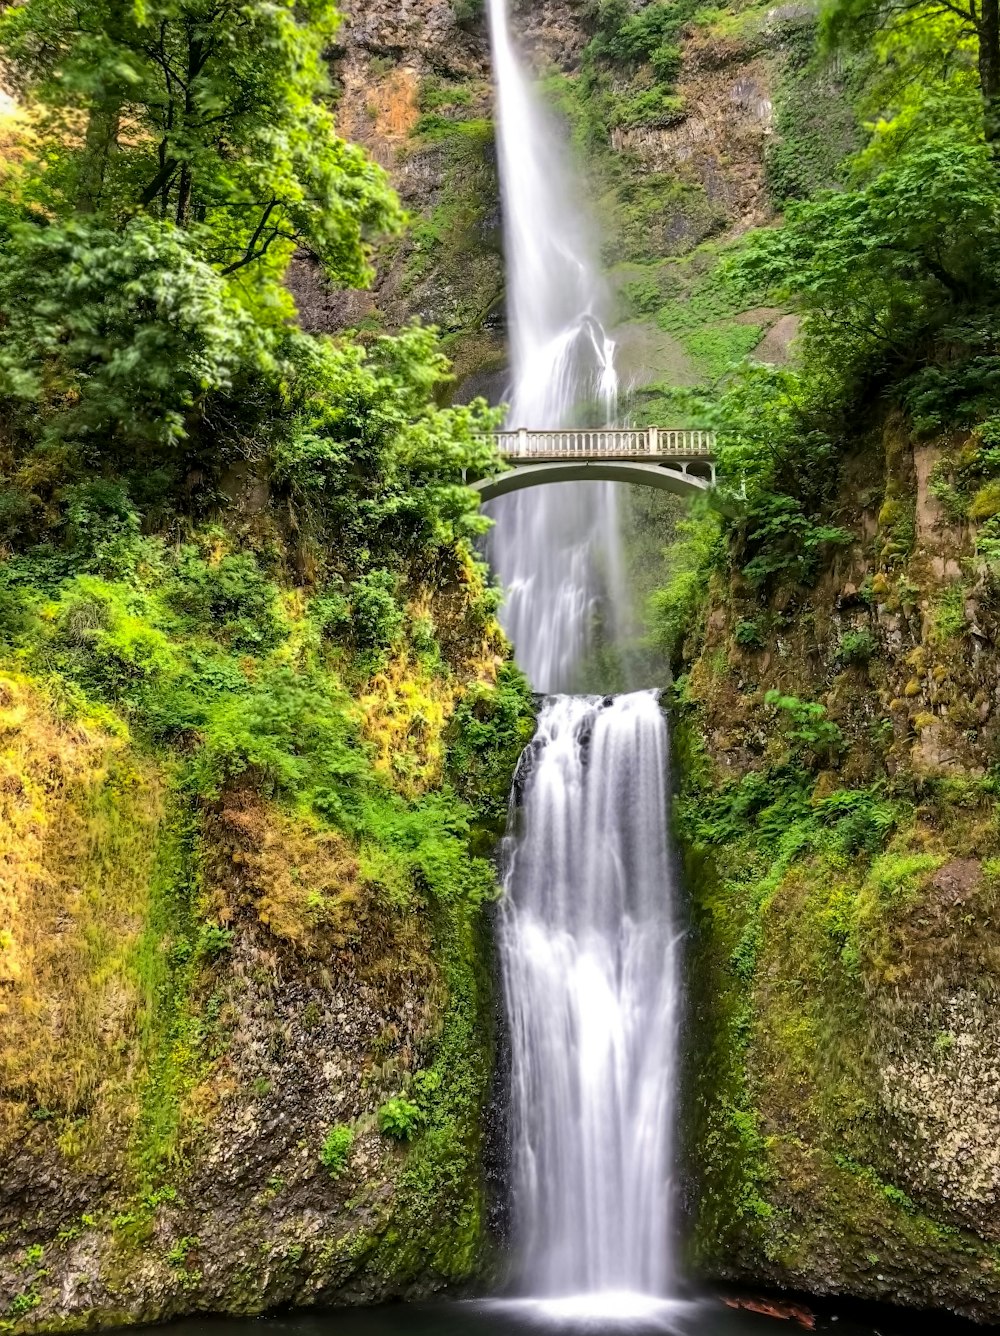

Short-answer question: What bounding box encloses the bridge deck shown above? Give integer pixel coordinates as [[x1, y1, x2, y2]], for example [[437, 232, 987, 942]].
[[491, 427, 714, 460]]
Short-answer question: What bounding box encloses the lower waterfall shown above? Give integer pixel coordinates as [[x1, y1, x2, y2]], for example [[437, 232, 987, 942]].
[[499, 692, 680, 1304]]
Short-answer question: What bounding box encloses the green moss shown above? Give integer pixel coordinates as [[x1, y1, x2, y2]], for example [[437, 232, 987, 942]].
[[368, 896, 495, 1284], [765, 18, 870, 207], [445, 662, 535, 846], [130, 793, 207, 1184]]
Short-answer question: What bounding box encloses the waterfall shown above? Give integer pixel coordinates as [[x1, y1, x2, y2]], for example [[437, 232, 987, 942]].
[[485, 0, 683, 1311], [484, 0, 629, 694], [499, 694, 680, 1304]]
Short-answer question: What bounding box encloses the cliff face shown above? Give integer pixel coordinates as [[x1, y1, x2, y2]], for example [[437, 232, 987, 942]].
[[675, 418, 1000, 1321], [291, 0, 809, 399], [0, 558, 533, 1328]]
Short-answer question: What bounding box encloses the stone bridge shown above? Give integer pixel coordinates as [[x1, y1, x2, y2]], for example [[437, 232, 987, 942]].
[[469, 428, 717, 502]]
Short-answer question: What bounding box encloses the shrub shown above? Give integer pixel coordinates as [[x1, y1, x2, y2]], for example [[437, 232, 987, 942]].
[[838, 629, 876, 665], [650, 42, 683, 81], [320, 1124, 355, 1178], [452, 0, 484, 29], [350, 569, 405, 654], [765, 690, 843, 757], [734, 619, 763, 648], [196, 923, 234, 959], [165, 550, 286, 653], [377, 1096, 424, 1141]]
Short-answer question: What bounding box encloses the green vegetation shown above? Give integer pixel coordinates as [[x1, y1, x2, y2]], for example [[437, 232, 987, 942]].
[[584, 0, 702, 130], [377, 1097, 425, 1141], [320, 1126, 355, 1179], [0, 0, 533, 1314]]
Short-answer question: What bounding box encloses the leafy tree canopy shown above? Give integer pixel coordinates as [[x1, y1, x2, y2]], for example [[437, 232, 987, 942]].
[[0, 0, 403, 283]]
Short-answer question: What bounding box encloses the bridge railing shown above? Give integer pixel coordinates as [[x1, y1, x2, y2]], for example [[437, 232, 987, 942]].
[[489, 427, 715, 458]]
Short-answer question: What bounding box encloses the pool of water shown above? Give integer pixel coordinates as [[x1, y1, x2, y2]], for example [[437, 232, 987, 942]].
[[139, 1292, 982, 1336]]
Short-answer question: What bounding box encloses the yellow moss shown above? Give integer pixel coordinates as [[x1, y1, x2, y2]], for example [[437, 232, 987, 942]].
[[204, 798, 361, 950], [969, 479, 1000, 523], [359, 648, 458, 798], [905, 647, 927, 671], [870, 573, 891, 596], [357, 581, 503, 799], [932, 664, 949, 684], [904, 679, 922, 698], [878, 499, 901, 527], [913, 712, 936, 731], [0, 673, 164, 1147]]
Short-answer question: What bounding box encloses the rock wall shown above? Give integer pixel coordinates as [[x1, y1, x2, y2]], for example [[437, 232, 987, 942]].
[[0, 569, 533, 1328], [676, 418, 1000, 1320], [293, 0, 811, 399]]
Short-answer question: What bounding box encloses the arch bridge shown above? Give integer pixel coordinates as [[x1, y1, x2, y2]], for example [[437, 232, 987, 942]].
[[470, 427, 716, 503]]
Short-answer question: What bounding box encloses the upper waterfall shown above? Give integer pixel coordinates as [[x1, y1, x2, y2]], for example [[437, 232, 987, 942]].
[[485, 0, 637, 694], [486, 0, 618, 428]]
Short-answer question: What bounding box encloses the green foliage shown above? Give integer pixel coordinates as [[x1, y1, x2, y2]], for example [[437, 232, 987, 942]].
[[0, 218, 257, 451], [649, 501, 723, 662], [7, 1291, 41, 1318], [766, 17, 868, 206], [377, 1096, 425, 1142], [195, 924, 234, 959], [419, 79, 475, 114], [728, 132, 1000, 432], [165, 551, 285, 654], [573, 0, 702, 136], [741, 495, 852, 589], [608, 87, 686, 130], [734, 619, 763, 648], [320, 1125, 355, 1179], [446, 663, 535, 838], [349, 571, 405, 657], [765, 690, 844, 757], [589, 0, 699, 66], [837, 628, 877, 666], [0, 0, 402, 281], [270, 326, 502, 562], [451, 0, 484, 30], [929, 583, 967, 642]]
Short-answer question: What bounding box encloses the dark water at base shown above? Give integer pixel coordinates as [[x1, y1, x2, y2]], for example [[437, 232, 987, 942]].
[[133, 1296, 988, 1336]]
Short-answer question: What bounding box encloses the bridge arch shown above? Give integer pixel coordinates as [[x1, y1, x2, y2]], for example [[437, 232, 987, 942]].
[[471, 459, 712, 503]]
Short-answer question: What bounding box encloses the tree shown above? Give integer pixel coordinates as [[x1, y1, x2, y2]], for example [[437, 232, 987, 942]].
[[0, 0, 403, 282], [822, 0, 1000, 141], [726, 132, 1000, 397]]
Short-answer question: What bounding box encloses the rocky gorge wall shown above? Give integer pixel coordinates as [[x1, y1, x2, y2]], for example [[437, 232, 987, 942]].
[[675, 417, 1000, 1322], [0, 552, 534, 1329]]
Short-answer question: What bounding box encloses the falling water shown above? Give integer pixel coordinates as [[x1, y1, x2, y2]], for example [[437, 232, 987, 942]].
[[499, 693, 680, 1302], [484, 0, 629, 693], [486, 0, 682, 1309]]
